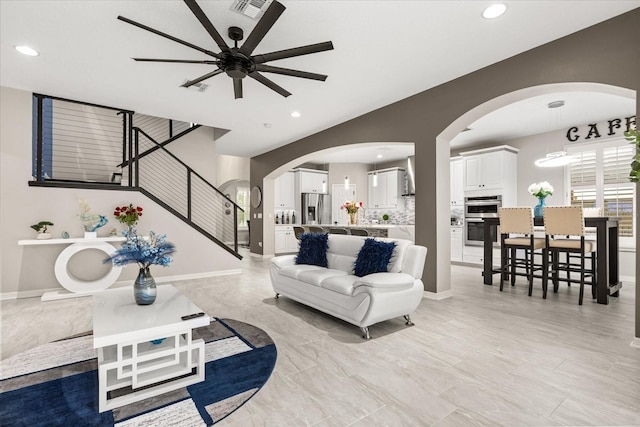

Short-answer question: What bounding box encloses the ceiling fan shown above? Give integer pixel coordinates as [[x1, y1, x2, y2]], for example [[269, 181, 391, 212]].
[[118, 0, 334, 99]]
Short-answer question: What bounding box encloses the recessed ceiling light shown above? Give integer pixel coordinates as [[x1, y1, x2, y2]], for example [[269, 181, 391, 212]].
[[482, 4, 507, 19], [15, 45, 39, 56], [377, 154, 383, 159], [548, 100, 565, 109], [290, 111, 301, 118]]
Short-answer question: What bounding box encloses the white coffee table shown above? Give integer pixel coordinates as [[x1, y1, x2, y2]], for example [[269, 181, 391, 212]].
[[93, 284, 210, 413]]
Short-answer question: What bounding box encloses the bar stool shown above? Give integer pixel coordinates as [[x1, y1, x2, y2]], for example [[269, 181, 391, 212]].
[[307, 226, 324, 234], [293, 226, 305, 240], [328, 227, 348, 234], [542, 206, 596, 305], [349, 228, 369, 236], [498, 207, 546, 296]]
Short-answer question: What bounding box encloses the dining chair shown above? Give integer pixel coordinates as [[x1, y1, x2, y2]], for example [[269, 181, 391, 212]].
[[328, 227, 348, 234], [293, 226, 306, 240], [497, 207, 546, 296], [349, 228, 369, 236], [542, 206, 596, 305], [307, 226, 325, 234]]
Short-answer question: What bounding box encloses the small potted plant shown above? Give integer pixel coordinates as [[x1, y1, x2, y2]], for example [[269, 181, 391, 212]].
[[382, 213, 390, 224], [31, 221, 54, 240]]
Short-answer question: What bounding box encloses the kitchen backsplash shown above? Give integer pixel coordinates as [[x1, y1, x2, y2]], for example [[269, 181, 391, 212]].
[[362, 196, 415, 225]]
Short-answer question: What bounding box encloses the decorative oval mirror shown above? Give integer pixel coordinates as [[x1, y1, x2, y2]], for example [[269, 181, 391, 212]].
[[250, 186, 262, 208]]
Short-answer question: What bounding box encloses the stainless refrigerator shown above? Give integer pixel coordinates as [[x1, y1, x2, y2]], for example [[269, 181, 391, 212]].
[[301, 193, 331, 225]]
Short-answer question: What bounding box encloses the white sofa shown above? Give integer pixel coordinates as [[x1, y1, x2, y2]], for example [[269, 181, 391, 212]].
[[270, 234, 428, 339]]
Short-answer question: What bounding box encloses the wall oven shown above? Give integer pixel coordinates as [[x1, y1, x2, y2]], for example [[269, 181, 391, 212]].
[[465, 218, 499, 247], [464, 195, 501, 246], [464, 195, 502, 218]]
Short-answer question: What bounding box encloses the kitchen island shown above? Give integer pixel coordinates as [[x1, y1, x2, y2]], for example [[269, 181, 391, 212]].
[[274, 224, 415, 254], [307, 224, 415, 240]]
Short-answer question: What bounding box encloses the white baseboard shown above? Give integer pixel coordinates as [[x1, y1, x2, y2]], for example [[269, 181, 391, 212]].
[[0, 269, 243, 301], [631, 337, 640, 349], [620, 275, 636, 284], [423, 289, 454, 300], [250, 252, 274, 259]]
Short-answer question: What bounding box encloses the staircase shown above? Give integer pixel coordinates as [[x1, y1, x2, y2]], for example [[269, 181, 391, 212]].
[[30, 94, 243, 259], [122, 126, 243, 259]]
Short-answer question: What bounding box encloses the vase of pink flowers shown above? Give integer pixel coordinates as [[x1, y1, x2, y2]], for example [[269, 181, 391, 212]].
[[341, 201, 363, 225]]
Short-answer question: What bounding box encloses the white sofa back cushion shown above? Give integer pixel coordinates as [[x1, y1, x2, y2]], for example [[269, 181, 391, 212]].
[[325, 235, 412, 275]]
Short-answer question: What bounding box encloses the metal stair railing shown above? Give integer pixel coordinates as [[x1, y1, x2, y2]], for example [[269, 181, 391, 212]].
[[124, 127, 242, 258]]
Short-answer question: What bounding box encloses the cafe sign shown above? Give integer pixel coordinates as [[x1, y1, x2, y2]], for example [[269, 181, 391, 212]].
[[566, 115, 636, 142]]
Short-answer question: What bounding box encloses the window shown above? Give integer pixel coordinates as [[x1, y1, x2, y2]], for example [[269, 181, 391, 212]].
[[236, 186, 250, 228], [567, 139, 635, 246]]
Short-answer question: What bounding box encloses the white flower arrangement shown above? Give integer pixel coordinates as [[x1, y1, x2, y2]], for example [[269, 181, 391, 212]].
[[528, 181, 554, 199]]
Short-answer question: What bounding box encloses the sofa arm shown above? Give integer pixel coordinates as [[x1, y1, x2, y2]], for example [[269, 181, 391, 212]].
[[354, 272, 415, 290], [271, 255, 296, 270]]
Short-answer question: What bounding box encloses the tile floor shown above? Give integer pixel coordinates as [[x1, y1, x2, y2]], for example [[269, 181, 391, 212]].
[[2, 252, 639, 426]]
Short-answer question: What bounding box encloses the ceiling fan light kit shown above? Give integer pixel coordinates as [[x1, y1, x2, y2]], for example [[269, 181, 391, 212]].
[[118, 0, 333, 99]]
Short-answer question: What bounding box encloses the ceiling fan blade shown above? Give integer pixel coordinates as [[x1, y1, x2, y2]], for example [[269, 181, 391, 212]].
[[253, 41, 334, 64], [233, 79, 243, 99], [183, 0, 231, 53], [249, 72, 291, 97], [255, 65, 327, 81], [133, 58, 220, 65], [117, 15, 220, 59], [238, 0, 286, 57], [181, 69, 224, 87]]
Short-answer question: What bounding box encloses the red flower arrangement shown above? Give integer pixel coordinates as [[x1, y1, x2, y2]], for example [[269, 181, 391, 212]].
[[114, 204, 143, 227]]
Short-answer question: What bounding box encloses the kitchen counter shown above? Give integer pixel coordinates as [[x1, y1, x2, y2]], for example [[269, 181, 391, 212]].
[[294, 224, 415, 241]]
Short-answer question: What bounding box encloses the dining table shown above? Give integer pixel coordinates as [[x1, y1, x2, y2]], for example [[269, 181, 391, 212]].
[[482, 216, 622, 304]]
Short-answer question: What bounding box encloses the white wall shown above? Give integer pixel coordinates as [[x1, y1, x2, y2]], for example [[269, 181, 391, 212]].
[[217, 154, 250, 187], [165, 126, 217, 185], [0, 86, 243, 297], [504, 130, 568, 206], [327, 163, 369, 207]]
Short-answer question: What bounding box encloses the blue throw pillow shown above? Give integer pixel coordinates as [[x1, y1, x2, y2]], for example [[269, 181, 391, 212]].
[[354, 238, 396, 277], [295, 232, 329, 267]]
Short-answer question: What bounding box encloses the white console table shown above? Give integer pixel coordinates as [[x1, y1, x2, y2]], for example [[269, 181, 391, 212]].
[[93, 285, 209, 412], [18, 236, 126, 301]]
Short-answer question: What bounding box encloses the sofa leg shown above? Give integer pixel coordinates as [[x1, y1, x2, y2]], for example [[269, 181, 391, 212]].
[[403, 315, 414, 326], [275, 293, 279, 299], [360, 327, 371, 340]]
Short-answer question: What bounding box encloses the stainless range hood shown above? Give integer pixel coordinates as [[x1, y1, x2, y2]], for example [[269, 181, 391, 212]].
[[403, 156, 415, 196]]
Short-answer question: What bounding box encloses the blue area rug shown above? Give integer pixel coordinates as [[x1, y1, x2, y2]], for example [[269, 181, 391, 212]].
[[0, 318, 277, 426]]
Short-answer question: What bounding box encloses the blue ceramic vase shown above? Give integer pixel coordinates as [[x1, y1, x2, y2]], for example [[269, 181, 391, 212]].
[[134, 267, 156, 305], [534, 196, 546, 218]]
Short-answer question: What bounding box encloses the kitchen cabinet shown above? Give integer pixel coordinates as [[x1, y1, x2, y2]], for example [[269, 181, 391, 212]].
[[296, 169, 328, 194], [275, 226, 299, 253], [450, 157, 464, 206], [274, 171, 295, 209], [368, 168, 404, 209], [461, 145, 518, 195], [451, 226, 463, 262]]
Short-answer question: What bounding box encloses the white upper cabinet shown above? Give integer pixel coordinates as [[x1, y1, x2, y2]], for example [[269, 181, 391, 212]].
[[296, 169, 328, 194], [460, 146, 518, 196], [274, 171, 295, 209], [368, 168, 404, 209], [450, 157, 464, 206]]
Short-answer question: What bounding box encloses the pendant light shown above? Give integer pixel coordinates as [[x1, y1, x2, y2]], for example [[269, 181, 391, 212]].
[[344, 175, 349, 189], [535, 100, 578, 168], [372, 159, 378, 187], [321, 163, 327, 193]]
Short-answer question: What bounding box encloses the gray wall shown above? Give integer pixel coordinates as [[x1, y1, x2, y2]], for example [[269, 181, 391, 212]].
[[249, 11, 640, 337]]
